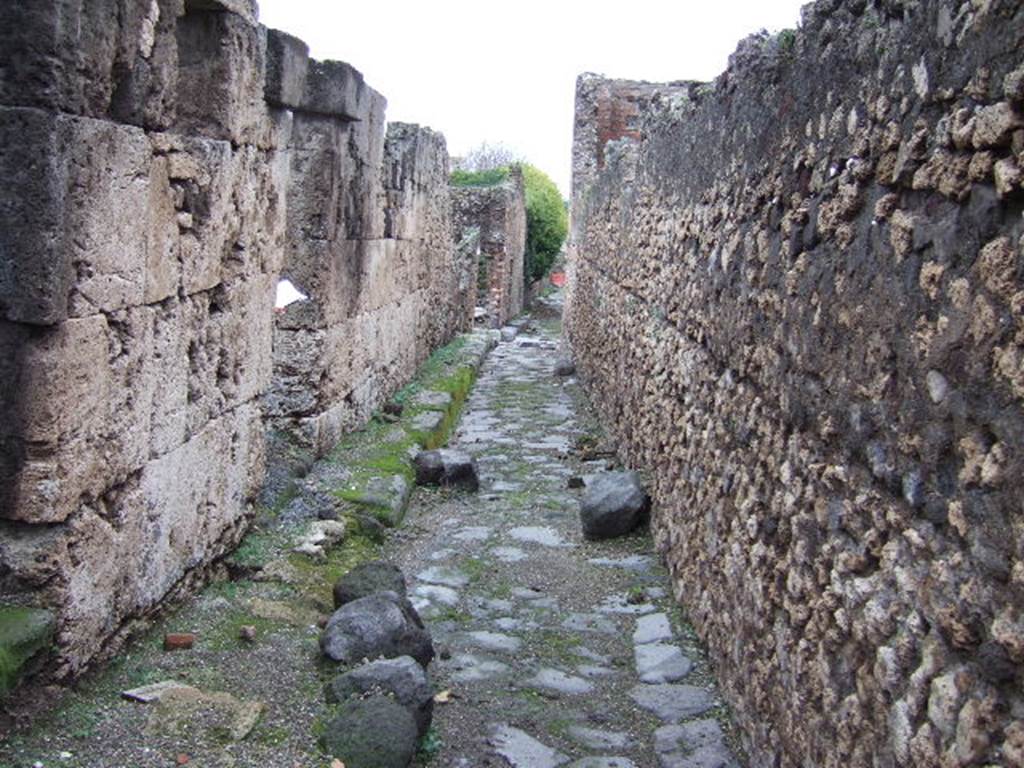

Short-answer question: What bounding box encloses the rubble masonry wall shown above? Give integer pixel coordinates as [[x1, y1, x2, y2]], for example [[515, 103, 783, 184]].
[[567, 1, 1024, 765]]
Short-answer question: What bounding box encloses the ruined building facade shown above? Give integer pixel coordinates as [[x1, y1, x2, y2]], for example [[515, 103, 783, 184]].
[[0, 0, 473, 680], [451, 172, 528, 328], [568, 0, 1024, 766]]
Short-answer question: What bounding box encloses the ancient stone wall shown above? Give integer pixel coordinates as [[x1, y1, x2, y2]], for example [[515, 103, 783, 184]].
[[451, 172, 527, 327], [0, 0, 464, 681], [567, 1, 1024, 766]]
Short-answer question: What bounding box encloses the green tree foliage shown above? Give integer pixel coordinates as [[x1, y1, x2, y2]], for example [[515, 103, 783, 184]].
[[521, 164, 567, 282], [449, 155, 567, 283], [450, 167, 511, 187]]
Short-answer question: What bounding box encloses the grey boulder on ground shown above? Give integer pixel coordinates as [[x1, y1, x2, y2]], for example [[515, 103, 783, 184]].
[[325, 655, 434, 737], [580, 471, 649, 540], [333, 560, 407, 608], [321, 695, 419, 768], [414, 449, 480, 491], [320, 592, 434, 667], [554, 357, 576, 376]]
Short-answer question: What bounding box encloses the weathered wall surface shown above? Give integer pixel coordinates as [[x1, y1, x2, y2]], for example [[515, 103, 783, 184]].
[[0, 1, 463, 681], [451, 173, 527, 327], [567, 1, 1024, 766]]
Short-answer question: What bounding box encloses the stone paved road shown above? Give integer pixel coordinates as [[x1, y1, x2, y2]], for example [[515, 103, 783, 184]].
[[391, 296, 745, 768]]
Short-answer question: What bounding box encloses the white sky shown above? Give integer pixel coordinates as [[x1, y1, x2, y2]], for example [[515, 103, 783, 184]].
[[257, 1, 807, 196]]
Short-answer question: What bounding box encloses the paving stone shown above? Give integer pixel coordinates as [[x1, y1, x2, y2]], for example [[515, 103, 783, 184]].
[[562, 613, 619, 635], [587, 555, 658, 572], [575, 646, 611, 663], [448, 653, 510, 683], [490, 724, 570, 768], [628, 684, 715, 722], [526, 667, 594, 695], [453, 526, 492, 541], [416, 566, 470, 588], [508, 526, 570, 547], [412, 584, 460, 606], [654, 719, 739, 768], [634, 613, 673, 645], [567, 725, 633, 750], [597, 593, 657, 615], [577, 664, 616, 678], [461, 631, 522, 653], [635, 644, 693, 684], [492, 546, 528, 562], [413, 390, 453, 410]]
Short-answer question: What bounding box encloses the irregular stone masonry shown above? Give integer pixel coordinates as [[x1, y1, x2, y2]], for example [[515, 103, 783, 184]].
[[451, 171, 528, 327], [0, 0, 469, 684], [568, 1, 1024, 766]]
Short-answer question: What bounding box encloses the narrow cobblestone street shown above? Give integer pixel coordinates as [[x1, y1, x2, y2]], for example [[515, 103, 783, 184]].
[[390, 295, 742, 767]]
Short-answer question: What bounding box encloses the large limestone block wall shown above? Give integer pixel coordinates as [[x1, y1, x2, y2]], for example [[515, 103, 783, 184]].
[[0, 1, 463, 680], [451, 172, 527, 327], [266, 100, 470, 453], [567, 1, 1024, 766]]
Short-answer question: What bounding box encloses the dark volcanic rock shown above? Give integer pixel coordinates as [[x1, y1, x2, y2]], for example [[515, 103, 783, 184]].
[[579, 471, 649, 540], [320, 592, 434, 667], [320, 695, 419, 768], [554, 357, 576, 376], [325, 655, 434, 736], [414, 449, 479, 491], [333, 561, 408, 608]]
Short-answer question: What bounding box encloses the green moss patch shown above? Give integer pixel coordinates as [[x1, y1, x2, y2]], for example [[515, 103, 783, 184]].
[[0, 606, 55, 696], [323, 331, 496, 528]]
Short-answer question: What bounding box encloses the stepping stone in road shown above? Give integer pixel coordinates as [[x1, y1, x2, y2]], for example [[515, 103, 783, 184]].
[[634, 612, 673, 645], [526, 667, 595, 695], [635, 644, 693, 684], [628, 684, 715, 722], [490, 724, 569, 768], [654, 719, 740, 768]]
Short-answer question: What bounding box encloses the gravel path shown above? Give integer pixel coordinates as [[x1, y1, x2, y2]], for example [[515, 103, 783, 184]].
[[390, 295, 745, 768]]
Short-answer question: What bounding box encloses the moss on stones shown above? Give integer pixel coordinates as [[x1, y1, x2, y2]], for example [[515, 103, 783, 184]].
[[0, 606, 55, 696]]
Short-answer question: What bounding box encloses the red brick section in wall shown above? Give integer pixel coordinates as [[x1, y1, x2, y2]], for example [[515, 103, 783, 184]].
[[594, 85, 646, 169]]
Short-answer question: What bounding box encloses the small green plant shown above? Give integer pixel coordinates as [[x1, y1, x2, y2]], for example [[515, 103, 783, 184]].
[[776, 28, 797, 54], [416, 725, 443, 763]]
